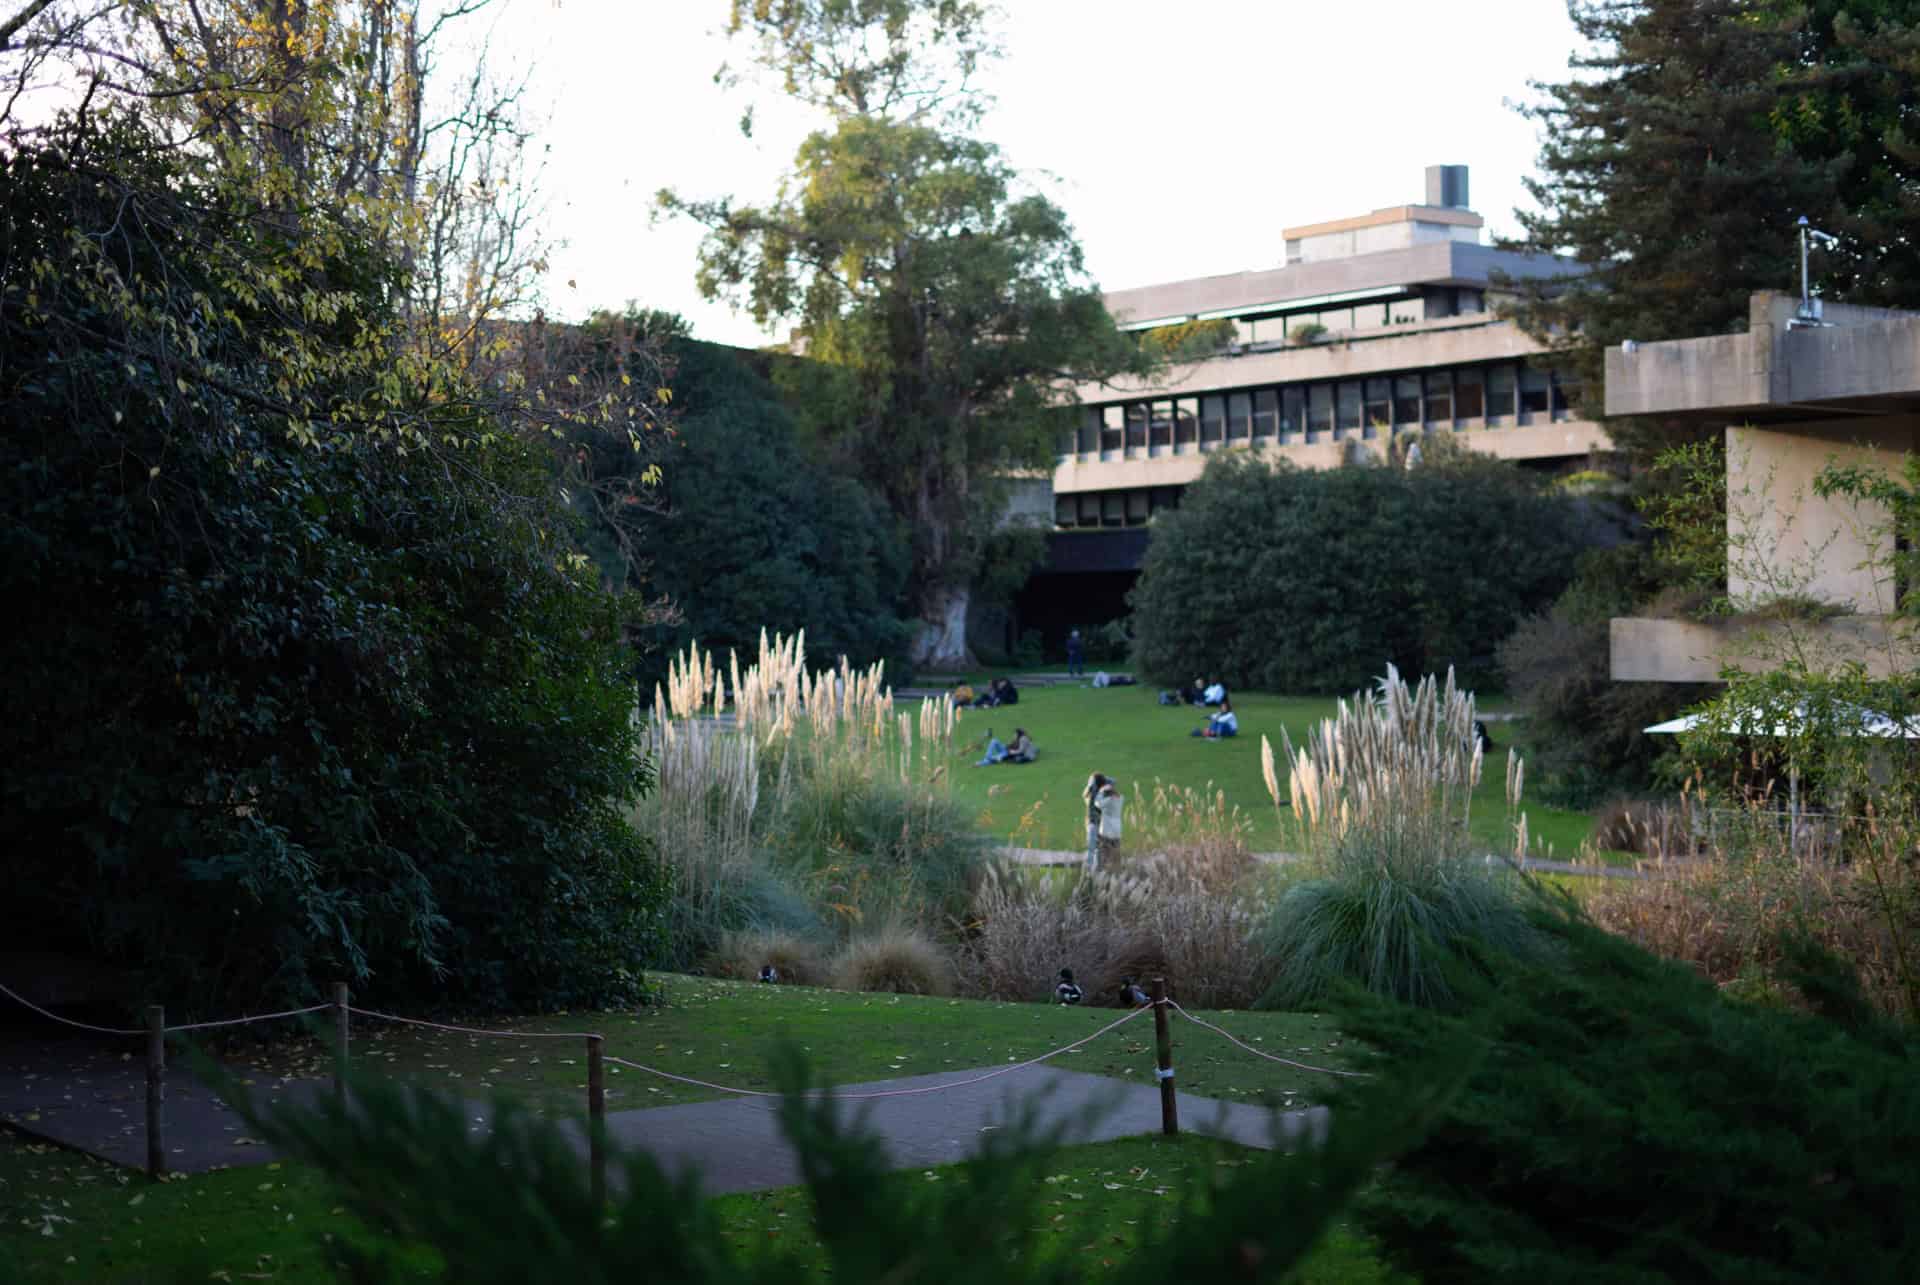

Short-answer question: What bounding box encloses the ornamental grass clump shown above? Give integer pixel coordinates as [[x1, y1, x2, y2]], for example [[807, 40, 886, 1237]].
[[954, 847, 1275, 1010], [633, 631, 974, 967], [830, 923, 954, 996], [1257, 665, 1540, 1011]]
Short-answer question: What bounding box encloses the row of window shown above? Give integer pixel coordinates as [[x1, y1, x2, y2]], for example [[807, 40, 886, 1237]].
[[1061, 361, 1581, 459], [1055, 487, 1182, 529], [1233, 286, 1484, 344]]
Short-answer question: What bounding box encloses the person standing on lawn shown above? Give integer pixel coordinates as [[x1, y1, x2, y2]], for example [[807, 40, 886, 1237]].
[[1083, 772, 1109, 871], [1066, 628, 1084, 677], [1095, 778, 1124, 869]]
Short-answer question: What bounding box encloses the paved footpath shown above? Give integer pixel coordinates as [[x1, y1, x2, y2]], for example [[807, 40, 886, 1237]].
[[999, 847, 1656, 879], [2, 1024, 1323, 1194], [591, 1064, 1322, 1195]]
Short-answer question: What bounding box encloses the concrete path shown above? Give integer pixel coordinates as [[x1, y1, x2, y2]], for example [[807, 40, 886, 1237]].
[[2, 1022, 1321, 1193], [595, 1064, 1321, 1196], [0, 1024, 332, 1173], [998, 846, 1655, 879]]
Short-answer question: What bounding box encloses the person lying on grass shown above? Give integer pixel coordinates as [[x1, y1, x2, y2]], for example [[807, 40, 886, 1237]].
[[1191, 697, 1238, 738]]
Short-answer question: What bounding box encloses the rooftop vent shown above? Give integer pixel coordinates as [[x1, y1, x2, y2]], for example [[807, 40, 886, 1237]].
[[1425, 164, 1469, 210]]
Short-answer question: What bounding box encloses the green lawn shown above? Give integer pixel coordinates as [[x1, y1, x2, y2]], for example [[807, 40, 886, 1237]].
[[238, 975, 1352, 1116], [941, 684, 1593, 857], [3, 1127, 1405, 1284], [3, 979, 1369, 1283], [0, 1128, 435, 1283], [712, 1133, 1410, 1282]]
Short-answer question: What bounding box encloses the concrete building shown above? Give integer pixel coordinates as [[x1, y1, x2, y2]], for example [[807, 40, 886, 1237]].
[[1607, 290, 1920, 683], [1013, 166, 1611, 646]]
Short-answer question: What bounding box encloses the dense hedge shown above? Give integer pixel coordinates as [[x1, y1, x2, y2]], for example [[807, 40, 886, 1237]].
[[1129, 450, 1583, 692], [617, 338, 915, 692], [1334, 910, 1920, 1283], [1498, 544, 1709, 806], [0, 120, 667, 1015]]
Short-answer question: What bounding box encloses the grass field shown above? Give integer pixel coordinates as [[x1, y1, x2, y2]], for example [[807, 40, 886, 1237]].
[[0, 1128, 436, 1283], [1, 1126, 1405, 1284], [940, 684, 1594, 857], [235, 975, 1353, 1115], [711, 1133, 1410, 1282]]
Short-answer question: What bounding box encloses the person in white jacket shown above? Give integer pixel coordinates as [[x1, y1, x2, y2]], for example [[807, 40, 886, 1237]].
[[1082, 773, 1108, 871], [1095, 779, 1124, 869]]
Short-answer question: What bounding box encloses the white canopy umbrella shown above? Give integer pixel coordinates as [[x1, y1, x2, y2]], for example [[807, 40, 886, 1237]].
[[1642, 705, 1920, 739], [1643, 701, 1920, 853]]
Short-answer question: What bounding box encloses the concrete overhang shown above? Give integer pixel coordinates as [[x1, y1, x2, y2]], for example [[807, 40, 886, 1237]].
[[1103, 242, 1578, 329], [1605, 291, 1920, 423], [1610, 614, 1915, 683]]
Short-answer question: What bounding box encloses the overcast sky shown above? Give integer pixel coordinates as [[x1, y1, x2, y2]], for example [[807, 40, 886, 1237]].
[[480, 0, 1587, 347]]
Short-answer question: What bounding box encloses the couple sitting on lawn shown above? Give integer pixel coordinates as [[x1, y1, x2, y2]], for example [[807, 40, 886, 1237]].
[[1190, 696, 1237, 739], [954, 677, 1018, 709], [974, 726, 1036, 766]]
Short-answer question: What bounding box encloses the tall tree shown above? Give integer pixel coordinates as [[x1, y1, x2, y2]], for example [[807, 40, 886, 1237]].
[[0, 4, 675, 1011], [1509, 0, 1920, 458], [662, 0, 1150, 668]]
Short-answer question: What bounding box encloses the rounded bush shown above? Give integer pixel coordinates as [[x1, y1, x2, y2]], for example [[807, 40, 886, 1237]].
[[831, 928, 953, 996], [706, 930, 830, 987]]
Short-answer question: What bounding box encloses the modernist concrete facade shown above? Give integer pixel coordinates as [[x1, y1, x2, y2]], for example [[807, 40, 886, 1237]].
[[1607, 291, 1920, 682], [1048, 166, 1609, 534]]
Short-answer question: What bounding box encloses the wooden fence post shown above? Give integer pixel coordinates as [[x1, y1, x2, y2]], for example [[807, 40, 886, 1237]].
[[332, 982, 350, 1109], [1150, 977, 1178, 1137], [145, 1005, 165, 1179], [587, 1034, 606, 1208]]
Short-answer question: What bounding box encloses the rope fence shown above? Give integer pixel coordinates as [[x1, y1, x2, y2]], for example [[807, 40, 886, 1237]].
[[3, 973, 1358, 1188], [606, 1003, 1154, 1102], [1164, 999, 1368, 1079]]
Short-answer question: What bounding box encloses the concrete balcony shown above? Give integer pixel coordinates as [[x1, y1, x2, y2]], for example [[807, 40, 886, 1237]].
[[1053, 419, 1609, 495], [1609, 614, 1916, 683]]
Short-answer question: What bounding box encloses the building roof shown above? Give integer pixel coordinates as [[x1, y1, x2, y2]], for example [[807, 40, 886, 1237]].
[[1102, 241, 1578, 331]]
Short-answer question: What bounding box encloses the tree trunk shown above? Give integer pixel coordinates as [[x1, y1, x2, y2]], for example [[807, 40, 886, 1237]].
[[911, 582, 974, 672]]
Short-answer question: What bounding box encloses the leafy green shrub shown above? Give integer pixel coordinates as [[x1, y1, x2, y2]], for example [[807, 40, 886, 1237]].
[[1498, 545, 1712, 806], [0, 117, 667, 1015], [830, 925, 953, 995], [1013, 628, 1045, 668], [1334, 909, 1920, 1284], [1132, 453, 1583, 693], [616, 337, 915, 694]]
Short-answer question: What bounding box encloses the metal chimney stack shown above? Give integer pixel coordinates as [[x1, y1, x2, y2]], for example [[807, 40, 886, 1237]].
[[1425, 165, 1469, 209]]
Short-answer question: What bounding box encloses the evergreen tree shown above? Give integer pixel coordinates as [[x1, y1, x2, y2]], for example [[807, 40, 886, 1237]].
[[661, 0, 1152, 669], [624, 337, 915, 690], [1510, 0, 1920, 457]]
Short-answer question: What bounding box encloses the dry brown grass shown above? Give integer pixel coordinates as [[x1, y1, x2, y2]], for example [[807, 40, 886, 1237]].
[[1589, 812, 1920, 1018], [953, 857, 1275, 1010], [704, 930, 831, 987], [830, 926, 954, 997]]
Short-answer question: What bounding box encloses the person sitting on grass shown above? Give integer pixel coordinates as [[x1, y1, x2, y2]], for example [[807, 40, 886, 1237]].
[[1182, 677, 1206, 705], [974, 729, 1007, 766], [1191, 696, 1238, 739], [994, 677, 1019, 706], [1004, 727, 1036, 763]]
